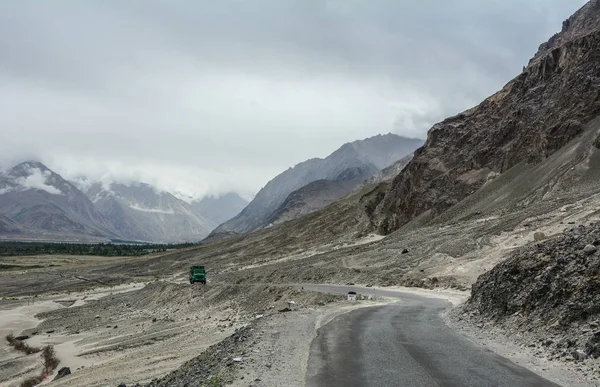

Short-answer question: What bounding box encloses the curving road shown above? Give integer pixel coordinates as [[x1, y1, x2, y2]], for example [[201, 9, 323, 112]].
[[302, 284, 560, 387]]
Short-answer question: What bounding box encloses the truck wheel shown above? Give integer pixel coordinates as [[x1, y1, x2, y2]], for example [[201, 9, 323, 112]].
[[190, 280, 194, 284], [202, 281, 206, 285]]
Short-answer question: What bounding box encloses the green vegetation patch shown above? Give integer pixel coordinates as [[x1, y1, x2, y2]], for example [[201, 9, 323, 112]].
[[0, 241, 197, 257]]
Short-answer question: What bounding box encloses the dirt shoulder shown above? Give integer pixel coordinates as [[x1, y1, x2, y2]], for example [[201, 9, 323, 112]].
[[445, 308, 600, 387]]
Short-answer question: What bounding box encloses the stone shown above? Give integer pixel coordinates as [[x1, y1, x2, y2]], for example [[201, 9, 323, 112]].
[[53, 367, 71, 381], [583, 244, 597, 255], [533, 232, 546, 241], [573, 349, 588, 361], [14, 335, 29, 341]]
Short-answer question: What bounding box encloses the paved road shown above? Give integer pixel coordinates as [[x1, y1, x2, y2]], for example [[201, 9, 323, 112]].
[[302, 284, 560, 387]]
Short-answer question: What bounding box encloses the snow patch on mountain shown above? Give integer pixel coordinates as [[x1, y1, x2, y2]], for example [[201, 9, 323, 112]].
[[129, 204, 176, 215]]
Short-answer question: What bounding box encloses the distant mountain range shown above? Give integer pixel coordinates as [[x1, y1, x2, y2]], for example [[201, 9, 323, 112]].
[[0, 161, 247, 243], [0, 134, 422, 243], [208, 134, 423, 238], [0, 161, 118, 241], [191, 193, 248, 225], [83, 182, 216, 243]]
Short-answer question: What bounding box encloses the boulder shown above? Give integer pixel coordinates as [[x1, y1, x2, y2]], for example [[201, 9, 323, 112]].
[[54, 367, 71, 381], [573, 349, 588, 361], [583, 244, 597, 255], [14, 335, 29, 341]]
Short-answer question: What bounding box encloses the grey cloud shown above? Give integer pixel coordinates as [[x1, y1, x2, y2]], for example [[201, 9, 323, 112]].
[[0, 0, 588, 198]]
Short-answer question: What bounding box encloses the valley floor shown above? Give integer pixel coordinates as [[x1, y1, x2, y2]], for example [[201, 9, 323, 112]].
[[1, 271, 598, 387]]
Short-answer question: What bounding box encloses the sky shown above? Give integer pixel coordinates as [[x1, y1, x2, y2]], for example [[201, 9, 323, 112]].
[[0, 0, 588, 201]]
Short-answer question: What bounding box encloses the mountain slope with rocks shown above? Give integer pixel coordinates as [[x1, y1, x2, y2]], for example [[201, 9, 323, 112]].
[[0, 214, 22, 234], [85, 182, 216, 243], [0, 161, 116, 241], [369, 1, 600, 235], [210, 134, 423, 237], [191, 193, 248, 225], [459, 221, 600, 374]]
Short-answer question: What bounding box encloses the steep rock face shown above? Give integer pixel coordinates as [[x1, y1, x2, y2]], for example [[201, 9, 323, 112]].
[[86, 182, 216, 243], [192, 193, 248, 225], [532, 0, 600, 62], [372, 2, 600, 234], [0, 162, 115, 237], [265, 166, 373, 225], [212, 134, 423, 235], [462, 222, 600, 359]]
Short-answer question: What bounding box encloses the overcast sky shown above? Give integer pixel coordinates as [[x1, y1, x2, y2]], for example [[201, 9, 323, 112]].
[[0, 0, 587, 200]]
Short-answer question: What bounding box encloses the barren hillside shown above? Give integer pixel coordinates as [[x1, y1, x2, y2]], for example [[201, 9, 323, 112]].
[[369, 1, 600, 234]]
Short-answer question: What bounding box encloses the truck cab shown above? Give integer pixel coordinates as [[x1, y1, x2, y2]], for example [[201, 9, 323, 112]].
[[189, 266, 206, 284]]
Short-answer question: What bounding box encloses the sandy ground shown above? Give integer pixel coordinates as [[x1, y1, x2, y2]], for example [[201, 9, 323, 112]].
[[0, 279, 358, 387], [0, 283, 148, 387]]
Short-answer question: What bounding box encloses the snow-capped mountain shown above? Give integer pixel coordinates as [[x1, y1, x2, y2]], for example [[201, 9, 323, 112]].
[[0, 161, 117, 240]]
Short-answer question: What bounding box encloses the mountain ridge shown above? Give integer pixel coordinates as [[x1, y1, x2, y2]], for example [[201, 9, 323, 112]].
[[83, 182, 216, 243], [210, 133, 424, 237], [0, 161, 118, 240], [192, 193, 248, 225]]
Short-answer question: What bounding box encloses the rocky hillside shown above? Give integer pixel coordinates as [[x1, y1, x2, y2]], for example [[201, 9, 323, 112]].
[[86, 182, 216, 243], [365, 154, 413, 185], [461, 221, 600, 362], [210, 134, 423, 236], [265, 166, 372, 226], [0, 214, 22, 235], [191, 193, 248, 225], [0, 161, 116, 241], [369, 0, 600, 234]]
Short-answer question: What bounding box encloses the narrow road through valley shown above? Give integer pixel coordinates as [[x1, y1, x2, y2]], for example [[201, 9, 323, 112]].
[[302, 284, 560, 387]]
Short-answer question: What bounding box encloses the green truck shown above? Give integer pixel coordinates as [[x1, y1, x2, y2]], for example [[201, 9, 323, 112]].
[[189, 266, 207, 284]]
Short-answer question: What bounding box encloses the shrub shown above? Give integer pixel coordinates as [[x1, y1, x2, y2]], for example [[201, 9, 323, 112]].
[[5, 334, 40, 355]]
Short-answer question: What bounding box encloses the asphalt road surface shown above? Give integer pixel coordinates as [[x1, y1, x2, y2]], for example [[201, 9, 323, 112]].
[[302, 284, 560, 387]]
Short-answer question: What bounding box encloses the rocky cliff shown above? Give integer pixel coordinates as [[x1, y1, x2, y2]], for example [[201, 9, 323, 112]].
[[462, 222, 600, 362], [370, 1, 600, 234]]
